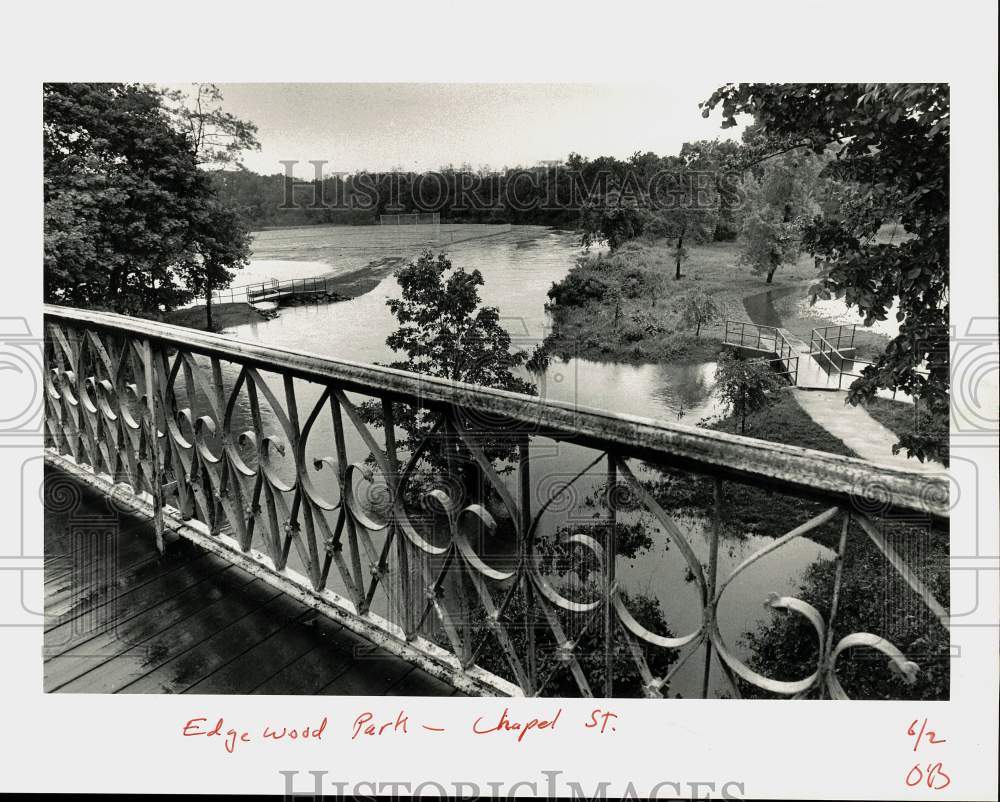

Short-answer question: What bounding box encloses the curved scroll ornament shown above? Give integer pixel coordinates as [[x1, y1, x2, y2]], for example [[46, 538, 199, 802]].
[[395, 413, 615, 697], [42, 312, 948, 700], [708, 507, 926, 699], [608, 457, 712, 697], [826, 633, 919, 700]]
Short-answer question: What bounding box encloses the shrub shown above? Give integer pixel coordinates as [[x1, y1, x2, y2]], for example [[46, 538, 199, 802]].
[[546, 272, 609, 307]]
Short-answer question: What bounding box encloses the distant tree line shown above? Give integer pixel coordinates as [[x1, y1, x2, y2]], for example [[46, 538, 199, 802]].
[[43, 82, 949, 464], [211, 147, 747, 236]]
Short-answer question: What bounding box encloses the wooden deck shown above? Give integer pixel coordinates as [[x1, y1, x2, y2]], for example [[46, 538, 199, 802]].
[[43, 469, 462, 696]]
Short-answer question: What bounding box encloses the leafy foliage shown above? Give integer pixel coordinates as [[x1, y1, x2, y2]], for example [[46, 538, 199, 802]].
[[43, 83, 253, 317], [579, 192, 646, 252], [737, 152, 825, 283], [361, 252, 536, 494], [702, 83, 950, 463], [675, 290, 720, 337], [714, 350, 784, 433], [545, 270, 609, 307]]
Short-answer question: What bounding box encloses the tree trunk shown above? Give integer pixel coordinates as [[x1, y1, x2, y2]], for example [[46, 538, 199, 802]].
[[674, 232, 684, 280], [205, 282, 214, 331], [696, 319, 701, 338], [110, 267, 127, 313], [766, 265, 777, 284]]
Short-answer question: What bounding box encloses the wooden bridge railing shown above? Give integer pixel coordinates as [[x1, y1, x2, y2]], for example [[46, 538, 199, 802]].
[[43, 305, 949, 698]]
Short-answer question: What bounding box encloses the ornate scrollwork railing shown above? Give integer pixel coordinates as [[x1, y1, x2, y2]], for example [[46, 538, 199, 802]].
[[43, 305, 950, 698]]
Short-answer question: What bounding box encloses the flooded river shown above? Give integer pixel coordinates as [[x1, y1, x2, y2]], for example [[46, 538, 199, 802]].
[[212, 224, 831, 697]]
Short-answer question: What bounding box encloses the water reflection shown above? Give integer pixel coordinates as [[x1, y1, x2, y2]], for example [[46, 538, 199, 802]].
[[200, 225, 828, 697]]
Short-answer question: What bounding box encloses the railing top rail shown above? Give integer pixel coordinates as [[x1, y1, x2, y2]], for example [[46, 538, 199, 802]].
[[44, 305, 948, 518], [811, 329, 839, 351], [724, 318, 779, 335]]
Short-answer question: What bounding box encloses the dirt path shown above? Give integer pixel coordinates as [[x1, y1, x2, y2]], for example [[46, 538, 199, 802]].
[[789, 388, 943, 473]]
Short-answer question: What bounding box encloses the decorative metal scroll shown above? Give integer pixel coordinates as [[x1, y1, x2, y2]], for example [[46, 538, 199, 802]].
[[43, 309, 950, 699]]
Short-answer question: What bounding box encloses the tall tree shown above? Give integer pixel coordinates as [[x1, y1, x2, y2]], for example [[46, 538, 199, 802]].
[[181, 200, 251, 330], [44, 83, 253, 319], [167, 83, 259, 328], [679, 139, 742, 240], [702, 83, 950, 463], [737, 151, 824, 283], [166, 83, 260, 170], [639, 154, 719, 279], [361, 252, 537, 502]]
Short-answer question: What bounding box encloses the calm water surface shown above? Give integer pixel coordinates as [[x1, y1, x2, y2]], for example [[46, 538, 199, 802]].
[[212, 225, 831, 697]]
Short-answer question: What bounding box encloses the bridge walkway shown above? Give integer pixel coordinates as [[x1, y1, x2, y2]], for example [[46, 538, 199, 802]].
[[43, 467, 462, 697], [775, 327, 838, 389], [723, 319, 942, 470]]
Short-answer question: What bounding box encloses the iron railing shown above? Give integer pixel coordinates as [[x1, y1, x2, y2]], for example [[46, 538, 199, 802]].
[[809, 325, 929, 398], [723, 320, 800, 385], [43, 305, 949, 699], [811, 324, 856, 354], [208, 278, 278, 306], [245, 276, 338, 304], [810, 327, 848, 375]]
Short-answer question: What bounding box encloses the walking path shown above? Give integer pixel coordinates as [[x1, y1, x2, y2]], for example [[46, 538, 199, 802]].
[[790, 388, 944, 474], [779, 328, 839, 390], [727, 302, 939, 472]]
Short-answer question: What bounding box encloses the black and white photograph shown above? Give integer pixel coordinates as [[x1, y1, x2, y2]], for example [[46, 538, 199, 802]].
[[41, 80, 955, 702], [2, 2, 998, 799]]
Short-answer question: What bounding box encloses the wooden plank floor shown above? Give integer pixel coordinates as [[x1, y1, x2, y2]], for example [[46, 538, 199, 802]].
[[43, 467, 462, 697]]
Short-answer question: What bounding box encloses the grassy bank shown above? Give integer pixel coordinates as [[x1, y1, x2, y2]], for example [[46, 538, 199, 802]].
[[161, 302, 269, 331], [541, 237, 903, 366], [862, 396, 950, 464], [542, 239, 820, 364]]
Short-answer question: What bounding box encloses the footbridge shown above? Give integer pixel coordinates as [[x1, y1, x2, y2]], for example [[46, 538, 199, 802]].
[[43, 305, 949, 698]]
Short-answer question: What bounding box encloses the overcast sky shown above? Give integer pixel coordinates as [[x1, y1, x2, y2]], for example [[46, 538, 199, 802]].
[[161, 83, 745, 176]]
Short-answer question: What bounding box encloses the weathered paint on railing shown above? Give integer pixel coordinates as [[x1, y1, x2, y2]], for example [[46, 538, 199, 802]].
[[43, 305, 950, 698]]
